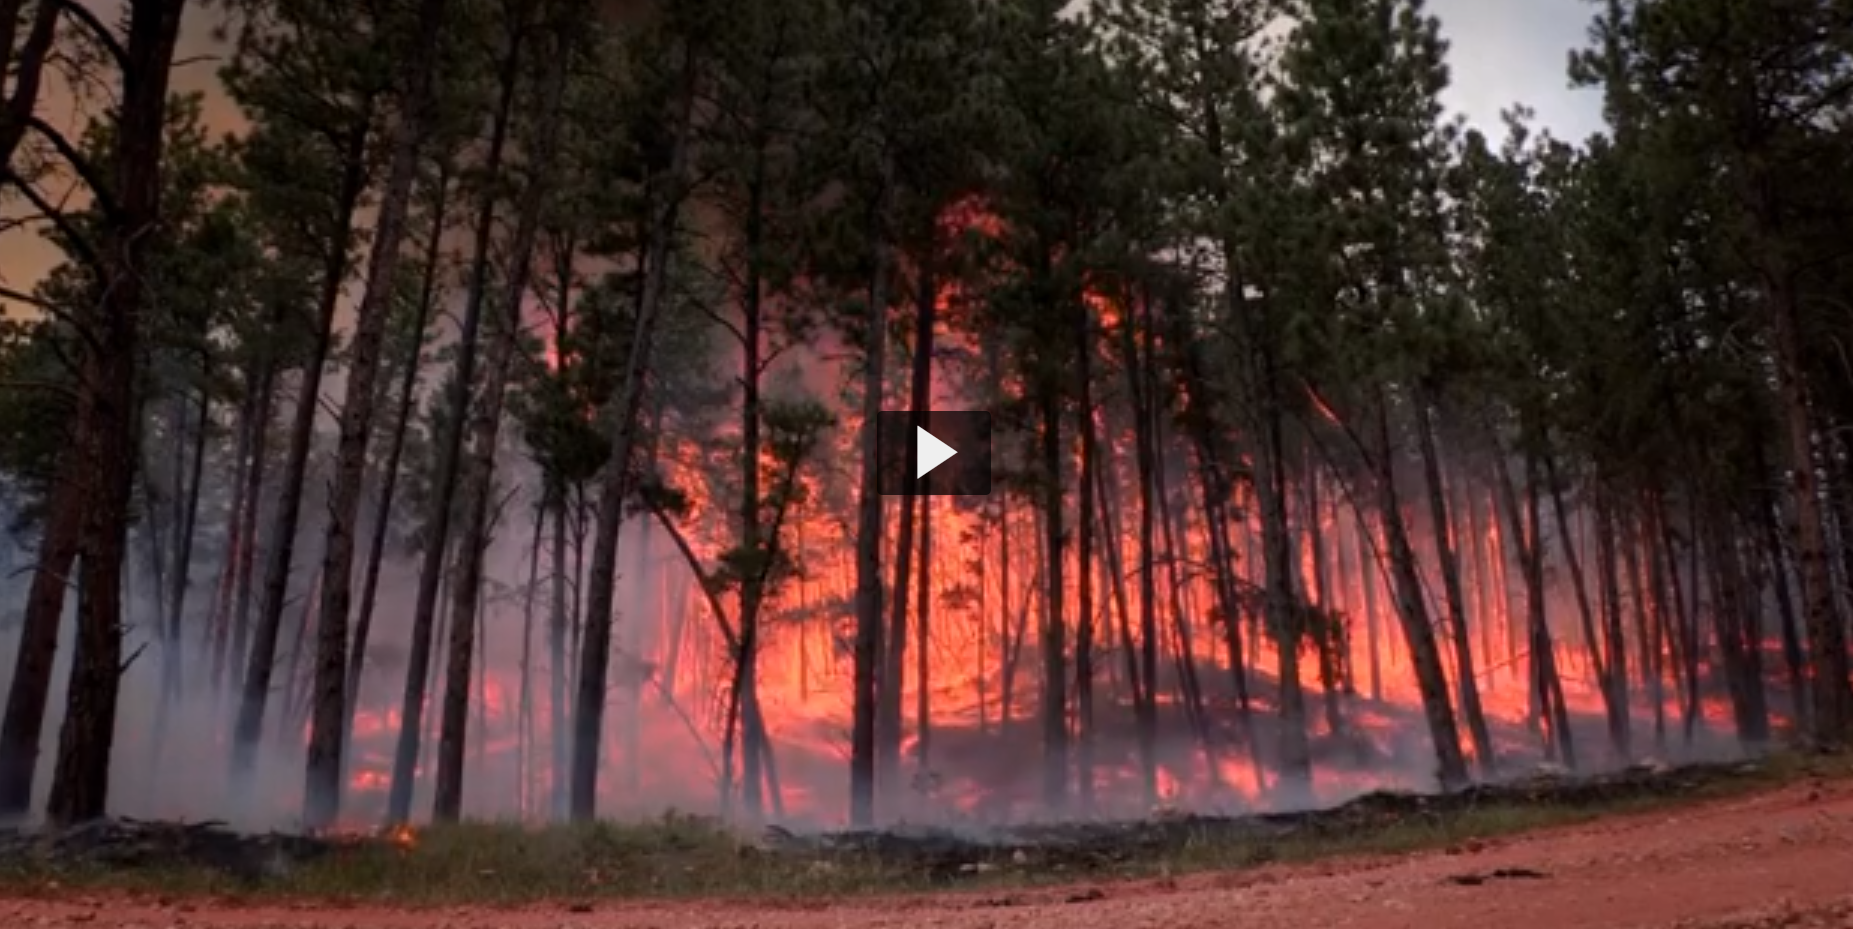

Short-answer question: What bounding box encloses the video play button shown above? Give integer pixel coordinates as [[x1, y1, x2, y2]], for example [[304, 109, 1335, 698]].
[[915, 426, 957, 478], [876, 411, 991, 496]]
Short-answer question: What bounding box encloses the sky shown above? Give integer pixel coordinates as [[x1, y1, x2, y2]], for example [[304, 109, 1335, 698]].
[[0, 0, 1607, 302], [1429, 0, 1606, 144]]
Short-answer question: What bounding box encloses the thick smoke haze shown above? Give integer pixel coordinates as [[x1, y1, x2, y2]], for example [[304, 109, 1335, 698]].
[[0, 442, 1769, 834]]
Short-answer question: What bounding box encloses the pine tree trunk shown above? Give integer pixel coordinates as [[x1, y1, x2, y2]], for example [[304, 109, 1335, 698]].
[[385, 11, 525, 823], [915, 496, 934, 775], [1594, 488, 1633, 761], [1759, 239, 1853, 742], [1370, 389, 1467, 789], [1255, 402, 1308, 786], [1305, 464, 1345, 741], [1073, 303, 1095, 811], [281, 569, 323, 733], [1333, 503, 1359, 700], [162, 387, 210, 704], [303, 0, 450, 830], [1622, 504, 1665, 750], [1093, 456, 1141, 715], [227, 362, 276, 696], [1119, 291, 1159, 803], [140, 461, 171, 666], [997, 499, 1016, 733], [878, 487, 913, 799], [517, 505, 543, 816], [1753, 457, 1810, 731], [206, 383, 257, 694], [570, 41, 696, 823], [731, 140, 771, 821], [1170, 449, 1244, 779], [1648, 493, 1687, 744], [548, 502, 569, 817], [1543, 453, 1607, 706], [344, 159, 451, 779], [1518, 451, 1574, 768], [1356, 513, 1383, 702], [1682, 497, 1705, 743], [848, 155, 896, 827], [1464, 477, 1495, 684], [1705, 515, 1770, 744], [0, 444, 84, 817], [420, 578, 450, 797], [1414, 395, 1493, 774], [232, 109, 372, 795], [434, 18, 569, 821], [1038, 387, 1068, 811]]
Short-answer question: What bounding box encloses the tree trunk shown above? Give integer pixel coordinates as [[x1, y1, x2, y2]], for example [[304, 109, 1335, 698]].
[[731, 134, 772, 820], [0, 442, 84, 817], [1543, 453, 1608, 708], [1119, 290, 1158, 804], [1757, 226, 1852, 742], [206, 382, 256, 694], [1622, 503, 1665, 751], [1594, 487, 1633, 761], [232, 107, 372, 796], [1706, 514, 1770, 744], [1073, 300, 1095, 811], [344, 158, 452, 777], [1681, 496, 1705, 742], [161, 386, 210, 707], [1255, 397, 1308, 787], [1464, 477, 1495, 684], [1510, 448, 1574, 768], [878, 484, 913, 799], [1652, 493, 1682, 745], [434, 17, 568, 821], [570, 41, 697, 822], [383, 56, 526, 827], [1357, 513, 1383, 702], [998, 498, 1016, 732], [1414, 396, 1494, 774], [1753, 446, 1810, 731], [386, 8, 526, 823], [1369, 389, 1467, 789], [915, 497, 934, 774], [281, 568, 322, 732], [1038, 386, 1068, 811], [517, 504, 543, 815], [910, 245, 938, 781], [1304, 463, 1346, 741], [848, 150, 896, 826], [1092, 435, 1143, 717], [303, 0, 450, 830], [46, 0, 187, 824], [227, 362, 276, 697]]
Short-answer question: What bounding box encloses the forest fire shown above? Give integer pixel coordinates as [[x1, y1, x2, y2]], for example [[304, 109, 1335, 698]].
[[256, 188, 1796, 829], [307, 358, 1780, 827], [1, 0, 1843, 887]]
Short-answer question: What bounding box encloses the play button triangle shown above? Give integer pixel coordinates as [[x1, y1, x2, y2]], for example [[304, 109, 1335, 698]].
[[916, 425, 958, 479]]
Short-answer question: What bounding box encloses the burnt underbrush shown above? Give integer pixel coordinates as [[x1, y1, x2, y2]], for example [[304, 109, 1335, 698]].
[[0, 748, 1843, 905]]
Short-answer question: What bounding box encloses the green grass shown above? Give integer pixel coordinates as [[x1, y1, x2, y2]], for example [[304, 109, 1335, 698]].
[[1, 751, 1845, 906]]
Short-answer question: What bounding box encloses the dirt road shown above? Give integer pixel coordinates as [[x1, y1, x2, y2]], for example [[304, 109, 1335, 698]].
[[6, 776, 1851, 929]]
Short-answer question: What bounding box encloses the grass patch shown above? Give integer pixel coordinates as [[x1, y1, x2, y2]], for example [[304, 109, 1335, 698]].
[[1, 750, 1845, 906]]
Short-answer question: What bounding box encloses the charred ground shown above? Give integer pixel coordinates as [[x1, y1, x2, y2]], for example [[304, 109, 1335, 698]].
[[0, 751, 1841, 905]]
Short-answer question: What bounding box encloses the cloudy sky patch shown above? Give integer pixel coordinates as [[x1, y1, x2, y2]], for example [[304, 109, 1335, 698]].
[[1428, 0, 1606, 143]]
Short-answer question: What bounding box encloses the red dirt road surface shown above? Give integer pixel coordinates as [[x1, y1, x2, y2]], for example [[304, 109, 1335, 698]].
[[6, 778, 1852, 929]]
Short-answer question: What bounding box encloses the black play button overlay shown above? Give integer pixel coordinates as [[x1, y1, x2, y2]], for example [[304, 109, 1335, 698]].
[[876, 411, 992, 496]]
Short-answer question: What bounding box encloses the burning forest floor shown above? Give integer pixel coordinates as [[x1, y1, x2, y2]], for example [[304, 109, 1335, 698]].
[[0, 749, 1848, 911]]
